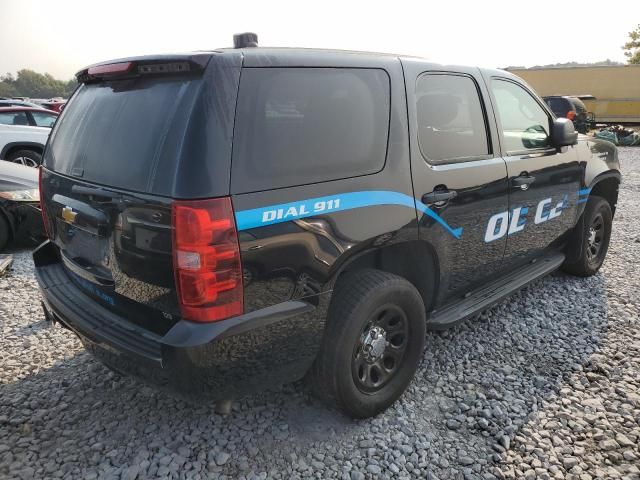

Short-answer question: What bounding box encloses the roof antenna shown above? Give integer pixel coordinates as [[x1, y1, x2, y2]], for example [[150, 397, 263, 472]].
[[233, 33, 258, 48]]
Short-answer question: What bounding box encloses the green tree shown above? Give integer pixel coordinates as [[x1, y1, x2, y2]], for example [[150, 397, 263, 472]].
[[623, 24, 640, 64], [0, 69, 77, 99]]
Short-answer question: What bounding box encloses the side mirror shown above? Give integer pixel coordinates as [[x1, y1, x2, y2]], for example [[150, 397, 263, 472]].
[[552, 118, 578, 147]]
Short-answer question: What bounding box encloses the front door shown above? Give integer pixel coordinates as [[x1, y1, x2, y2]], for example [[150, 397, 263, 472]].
[[403, 62, 510, 306], [487, 77, 581, 266]]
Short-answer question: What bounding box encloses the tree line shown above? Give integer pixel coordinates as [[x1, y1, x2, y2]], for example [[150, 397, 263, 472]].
[[0, 69, 77, 99]]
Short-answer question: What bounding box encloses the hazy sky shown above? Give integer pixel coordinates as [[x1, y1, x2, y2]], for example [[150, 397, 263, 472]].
[[1, 0, 638, 80]]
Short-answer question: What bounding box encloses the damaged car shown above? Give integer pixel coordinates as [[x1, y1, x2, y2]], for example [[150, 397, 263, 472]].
[[0, 160, 45, 251]]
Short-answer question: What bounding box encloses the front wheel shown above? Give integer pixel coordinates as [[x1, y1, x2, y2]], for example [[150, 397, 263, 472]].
[[562, 196, 612, 277], [309, 269, 426, 418]]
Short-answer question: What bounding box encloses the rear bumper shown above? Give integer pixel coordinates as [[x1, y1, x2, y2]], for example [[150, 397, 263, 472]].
[[34, 241, 328, 399]]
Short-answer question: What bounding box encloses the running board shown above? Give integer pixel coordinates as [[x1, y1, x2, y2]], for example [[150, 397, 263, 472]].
[[427, 252, 565, 330]]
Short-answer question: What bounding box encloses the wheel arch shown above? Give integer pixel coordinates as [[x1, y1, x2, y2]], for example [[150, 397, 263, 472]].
[[327, 240, 439, 314], [0, 142, 45, 160], [588, 171, 620, 216]]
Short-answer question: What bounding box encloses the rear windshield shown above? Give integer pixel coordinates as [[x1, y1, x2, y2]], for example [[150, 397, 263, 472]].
[[231, 68, 390, 193], [44, 75, 207, 196], [545, 97, 571, 116]]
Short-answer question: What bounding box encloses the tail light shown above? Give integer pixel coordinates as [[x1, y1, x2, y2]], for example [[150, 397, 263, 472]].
[[38, 167, 51, 239], [172, 197, 243, 322], [566, 110, 576, 121]]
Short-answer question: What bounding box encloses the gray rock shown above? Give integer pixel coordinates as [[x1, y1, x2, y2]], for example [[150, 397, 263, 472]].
[[215, 452, 231, 466]]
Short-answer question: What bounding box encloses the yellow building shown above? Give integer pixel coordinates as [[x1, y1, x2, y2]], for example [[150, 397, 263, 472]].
[[507, 65, 640, 124]]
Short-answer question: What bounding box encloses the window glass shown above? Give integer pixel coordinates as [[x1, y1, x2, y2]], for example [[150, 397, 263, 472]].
[[46, 76, 204, 194], [0, 111, 29, 126], [232, 68, 390, 193], [31, 111, 57, 127], [492, 80, 550, 152], [416, 74, 489, 163]]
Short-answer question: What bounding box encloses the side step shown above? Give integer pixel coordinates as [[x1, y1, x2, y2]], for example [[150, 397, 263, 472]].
[[427, 252, 565, 330]]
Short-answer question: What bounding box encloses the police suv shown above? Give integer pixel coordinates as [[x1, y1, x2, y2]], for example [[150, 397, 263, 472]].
[[35, 34, 620, 418]]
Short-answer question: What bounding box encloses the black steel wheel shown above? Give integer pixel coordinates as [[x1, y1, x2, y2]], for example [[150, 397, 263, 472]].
[[309, 269, 426, 418], [562, 195, 612, 277], [352, 305, 409, 393]]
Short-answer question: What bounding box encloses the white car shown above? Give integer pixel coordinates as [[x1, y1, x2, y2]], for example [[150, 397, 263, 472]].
[[0, 123, 50, 167]]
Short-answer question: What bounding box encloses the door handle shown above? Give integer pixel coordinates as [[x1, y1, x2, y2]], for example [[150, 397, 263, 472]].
[[512, 175, 536, 190], [422, 189, 457, 205]]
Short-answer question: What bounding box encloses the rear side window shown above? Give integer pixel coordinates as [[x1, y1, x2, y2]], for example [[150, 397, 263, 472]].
[[31, 111, 57, 127], [416, 74, 489, 164], [231, 68, 390, 193]]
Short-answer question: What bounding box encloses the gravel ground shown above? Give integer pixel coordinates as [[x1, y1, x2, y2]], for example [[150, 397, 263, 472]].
[[1, 148, 639, 480]]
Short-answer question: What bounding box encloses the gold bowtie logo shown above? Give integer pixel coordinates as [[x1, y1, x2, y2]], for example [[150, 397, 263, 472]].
[[61, 206, 77, 224]]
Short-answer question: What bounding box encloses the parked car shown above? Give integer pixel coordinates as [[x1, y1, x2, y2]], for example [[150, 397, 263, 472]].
[[0, 123, 50, 167], [543, 95, 592, 134], [0, 160, 45, 251], [0, 107, 58, 128], [34, 34, 620, 418], [0, 98, 43, 109], [39, 99, 67, 113]]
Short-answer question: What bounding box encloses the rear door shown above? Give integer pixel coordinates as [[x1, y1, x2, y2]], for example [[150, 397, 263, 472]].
[[40, 54, 241, 333], [402, 60, 509, 306], [487, 76, 581, 266]]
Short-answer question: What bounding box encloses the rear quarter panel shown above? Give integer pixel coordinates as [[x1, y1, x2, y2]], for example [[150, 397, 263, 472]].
[[231, 56, 418, 314]]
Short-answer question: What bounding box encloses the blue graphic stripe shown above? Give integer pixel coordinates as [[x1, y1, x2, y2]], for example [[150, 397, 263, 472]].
[[235, 190, 463, 239], [576, 198, 588, 204], [578, 187, 592, 196]]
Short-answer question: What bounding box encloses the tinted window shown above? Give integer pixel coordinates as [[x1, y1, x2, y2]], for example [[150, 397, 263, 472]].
[[232, 68, 390, 193], [0, 111, 29, 126], [31, 111, 57, 127], [45, 76, 205, 194], [545, 97, 571, 116], [416, 74, 489, 163], [492, 79, 550, 152]]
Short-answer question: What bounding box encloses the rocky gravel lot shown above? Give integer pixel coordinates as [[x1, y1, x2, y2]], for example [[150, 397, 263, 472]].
[[1, 148, 639, 480]]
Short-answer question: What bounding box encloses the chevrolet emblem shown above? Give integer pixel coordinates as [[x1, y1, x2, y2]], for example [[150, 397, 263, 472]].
[[61, 206, 78, 224]]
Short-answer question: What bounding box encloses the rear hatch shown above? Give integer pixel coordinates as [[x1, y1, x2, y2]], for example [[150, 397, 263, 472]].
[[40, 53, 242, 334]]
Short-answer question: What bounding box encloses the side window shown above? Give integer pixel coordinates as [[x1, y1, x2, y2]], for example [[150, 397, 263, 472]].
[[416, 74, 489, 164], [31, 112, 58, 128], [232, 68, 390, 193], [491, 79, 551, 152], [0, 111, 29, 126]]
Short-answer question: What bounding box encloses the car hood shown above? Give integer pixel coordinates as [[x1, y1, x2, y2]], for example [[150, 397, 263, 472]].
[[0, 160, 38, 192]]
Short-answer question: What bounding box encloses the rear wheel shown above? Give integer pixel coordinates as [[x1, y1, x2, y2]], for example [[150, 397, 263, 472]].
[[6, 149, 42, 167], [309, 269, 426, 418], [562, 196, 612, 277]]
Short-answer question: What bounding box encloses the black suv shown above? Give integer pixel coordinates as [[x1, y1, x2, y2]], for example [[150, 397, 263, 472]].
[[35, 34, 620, 418], [543, 95, 592, 134]]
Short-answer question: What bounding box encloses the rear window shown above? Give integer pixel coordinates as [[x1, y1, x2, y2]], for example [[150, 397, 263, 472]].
[[545, 97, 571, 116], [44, 76, 205, 195], [231, 68, 390, 193]]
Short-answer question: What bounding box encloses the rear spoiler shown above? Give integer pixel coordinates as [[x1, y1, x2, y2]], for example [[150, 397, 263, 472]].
[[76, 54, 212, 83]]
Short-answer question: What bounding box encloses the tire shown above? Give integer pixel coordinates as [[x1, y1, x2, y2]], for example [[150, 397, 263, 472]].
[[6, 149, 42, 167], [0, 214, 9, 252], [309, 269, 426, 418], [562, 195, 612, 277]]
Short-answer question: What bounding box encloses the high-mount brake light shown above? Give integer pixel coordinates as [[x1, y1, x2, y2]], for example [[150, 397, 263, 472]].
[[87, 62, 134, 76], [138, 62, 191, 74], [38, 167, 51, 239], [172, 197, 243, 323]]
